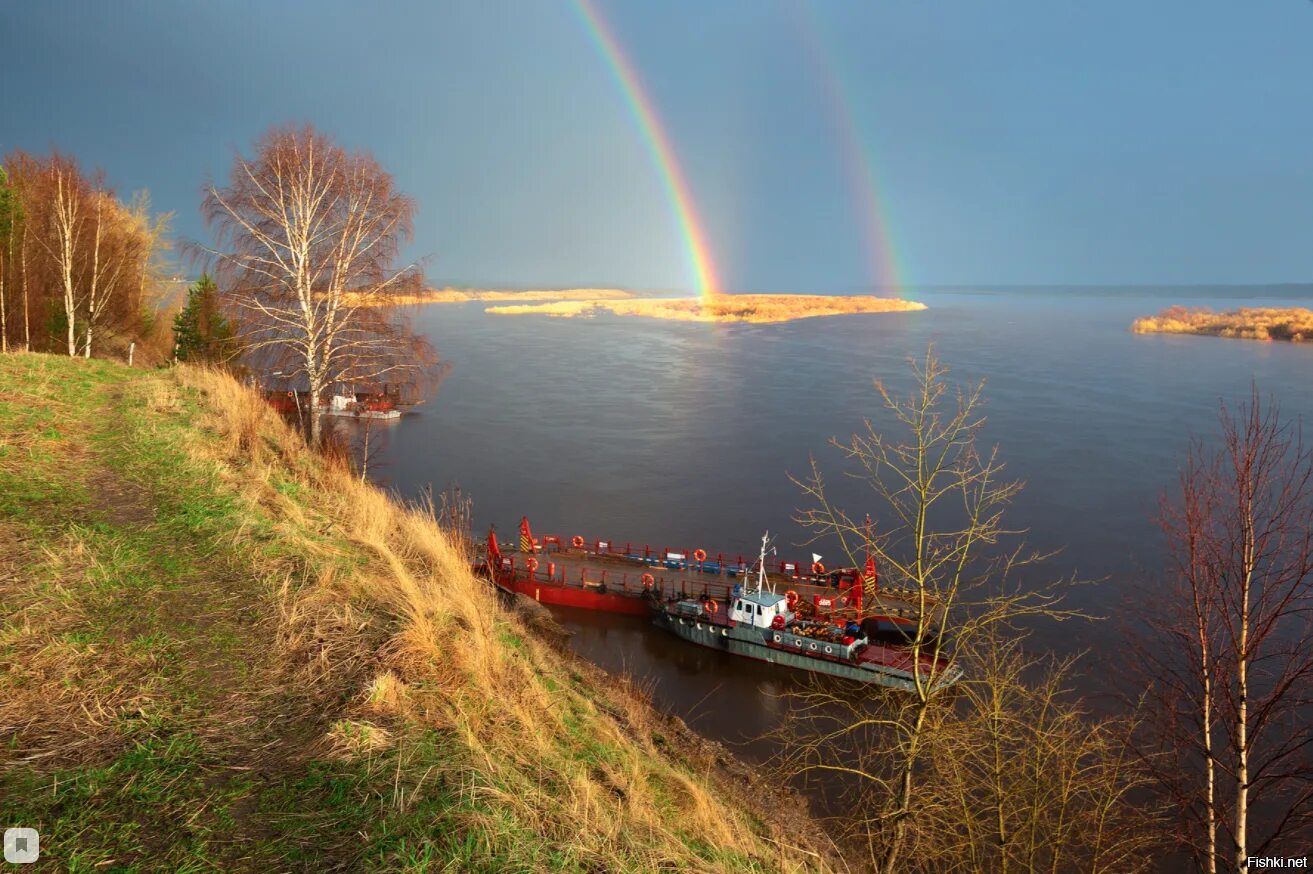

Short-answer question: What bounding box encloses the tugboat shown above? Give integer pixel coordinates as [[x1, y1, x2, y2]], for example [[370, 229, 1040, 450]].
[[651, 533, 961, 691]]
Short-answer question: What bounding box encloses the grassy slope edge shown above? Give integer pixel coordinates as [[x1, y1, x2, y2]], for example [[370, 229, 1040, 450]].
[[0, 353, 832, 873]]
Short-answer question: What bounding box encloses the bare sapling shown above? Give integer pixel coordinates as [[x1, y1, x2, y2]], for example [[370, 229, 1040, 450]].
[[778, 348, 1118, 873]]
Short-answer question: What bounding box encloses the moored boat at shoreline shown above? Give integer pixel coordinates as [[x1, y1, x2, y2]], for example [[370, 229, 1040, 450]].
[[651, 533, 959, 691], [261, 381, 407, 420], [477, 517, 924, 626], [476, 519, 956, 690]]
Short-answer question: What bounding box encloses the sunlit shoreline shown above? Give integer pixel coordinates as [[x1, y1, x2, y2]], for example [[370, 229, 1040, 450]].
[[1132, 305, 1313, 342], [344, 287, 638, 307], [485, 293, 927, 324]]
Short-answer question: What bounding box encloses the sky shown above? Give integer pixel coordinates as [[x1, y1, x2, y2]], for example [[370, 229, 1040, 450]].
[[2, 0, 1311, 293]]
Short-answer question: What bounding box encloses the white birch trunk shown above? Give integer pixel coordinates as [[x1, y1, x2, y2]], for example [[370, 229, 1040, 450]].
[[1, 245, 8, 354], [1235, 487, 1254, 874], [85, 195, 103, 359], [53, 171, 80, 357], [20, 222, 30, 351]]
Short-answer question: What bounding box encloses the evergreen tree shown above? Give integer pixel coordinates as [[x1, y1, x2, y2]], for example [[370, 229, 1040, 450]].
[[172, 274, 235, 363]]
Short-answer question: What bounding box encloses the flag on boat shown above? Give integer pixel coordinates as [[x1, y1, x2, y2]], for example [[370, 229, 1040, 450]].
[[487, 527, 501, 567], [519, 517, 534, 553]]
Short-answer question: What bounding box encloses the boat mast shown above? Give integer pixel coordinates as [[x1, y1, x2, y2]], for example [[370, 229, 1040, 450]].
[[747, 531, 774, 596]]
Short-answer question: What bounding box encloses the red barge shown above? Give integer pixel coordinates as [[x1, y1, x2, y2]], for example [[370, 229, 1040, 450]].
[[478, 517, 932, 640]]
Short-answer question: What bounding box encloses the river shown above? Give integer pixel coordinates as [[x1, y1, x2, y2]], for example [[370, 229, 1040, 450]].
[[365, 285, 1313, 766]]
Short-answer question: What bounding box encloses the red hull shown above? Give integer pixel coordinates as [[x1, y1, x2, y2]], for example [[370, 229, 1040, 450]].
[[497, 577, 652, 616]]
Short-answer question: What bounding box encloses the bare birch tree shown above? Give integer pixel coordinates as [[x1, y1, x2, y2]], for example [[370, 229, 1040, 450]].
[[43, 156, 88, 357], [778, 349, 1094, 873], [199, 124, 437, 446], [82, 190, 133, 358], [1131, 390, 1313, 871], [0, 165, 13, 353], [0, 150, 165, 358]]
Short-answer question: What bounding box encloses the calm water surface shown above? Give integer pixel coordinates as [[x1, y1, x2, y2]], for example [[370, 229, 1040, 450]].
[[366, 287, 1313, 762]]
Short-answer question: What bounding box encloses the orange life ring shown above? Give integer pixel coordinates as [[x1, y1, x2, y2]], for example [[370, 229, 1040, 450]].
[[693, 548, 707, 562], [571, 535, 585, 549], [812, 562, 826, 576], [640, 573, 655, 588], [705, 599, 719, 614], [785, 589, 799, 607], [526, 557, 539, 572]]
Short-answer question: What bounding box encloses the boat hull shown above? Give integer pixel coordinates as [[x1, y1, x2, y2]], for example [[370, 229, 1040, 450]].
[[652, 609, 921, 691], [321, 408, 401, 420], [497, 577, 653, 616]]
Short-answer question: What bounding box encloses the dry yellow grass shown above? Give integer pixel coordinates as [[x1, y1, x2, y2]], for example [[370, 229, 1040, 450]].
[[0, 353, 833, 869], [166, 364, 835, 871], [343, 287, 637, 307], [486, 293, 927, 324], [1131, 305, 1313, 342]]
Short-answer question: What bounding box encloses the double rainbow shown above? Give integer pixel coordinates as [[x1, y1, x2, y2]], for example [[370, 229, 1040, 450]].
[[574, 1, 902, 299], [573, 0, 721, 299], [790, 2, 904, 296]]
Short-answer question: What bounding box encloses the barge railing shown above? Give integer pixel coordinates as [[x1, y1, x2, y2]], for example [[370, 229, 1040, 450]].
[[490, 555, 923, 625], [525, 534, 869, 586]]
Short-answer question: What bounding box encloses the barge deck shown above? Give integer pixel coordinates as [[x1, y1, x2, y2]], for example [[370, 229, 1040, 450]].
[[481, 520, 932, 630]]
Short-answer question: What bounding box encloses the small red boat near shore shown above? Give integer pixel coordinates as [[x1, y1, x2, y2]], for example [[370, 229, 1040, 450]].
[[262, 382, 406, 420]]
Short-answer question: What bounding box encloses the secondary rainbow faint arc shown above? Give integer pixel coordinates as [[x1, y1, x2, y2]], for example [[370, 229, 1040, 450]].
[[573, 0, 722, 298], [792, 2, 904, 296]]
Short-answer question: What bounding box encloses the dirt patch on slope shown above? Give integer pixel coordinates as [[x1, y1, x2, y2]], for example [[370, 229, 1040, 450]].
[[86, 469, 156, 527]]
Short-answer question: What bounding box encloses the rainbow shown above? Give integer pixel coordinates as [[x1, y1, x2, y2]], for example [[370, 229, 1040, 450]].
[[572, 0, 722, 298], [791, 3, 904, 296]]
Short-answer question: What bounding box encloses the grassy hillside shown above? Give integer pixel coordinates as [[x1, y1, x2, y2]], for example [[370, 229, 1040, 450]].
[[0, 353, 832, 872]]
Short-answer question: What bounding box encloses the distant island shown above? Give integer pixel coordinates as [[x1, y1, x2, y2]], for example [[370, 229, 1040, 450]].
[[485, 293, 927, 324], [345, 287, 637, 306], [1132, 306, 1313, 342]]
